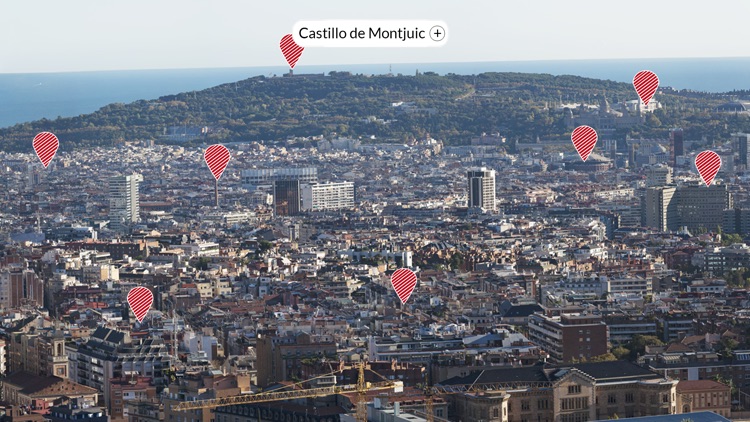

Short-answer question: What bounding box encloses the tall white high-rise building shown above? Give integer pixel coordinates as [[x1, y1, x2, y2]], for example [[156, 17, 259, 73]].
[[467, 167, 496, 211], [109, 174, 142, 231], [300, 182, 355, 211]]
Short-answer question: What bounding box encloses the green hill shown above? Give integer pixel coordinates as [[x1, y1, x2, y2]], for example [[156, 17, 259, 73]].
[[0, 71, 741, 152]]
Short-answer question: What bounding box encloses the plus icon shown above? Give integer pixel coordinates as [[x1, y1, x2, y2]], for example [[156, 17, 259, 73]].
[[429, 25, 446, 42]]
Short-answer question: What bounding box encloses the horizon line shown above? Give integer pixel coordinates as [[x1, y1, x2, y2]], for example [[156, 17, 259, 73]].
[[3, 55, 750, 76]]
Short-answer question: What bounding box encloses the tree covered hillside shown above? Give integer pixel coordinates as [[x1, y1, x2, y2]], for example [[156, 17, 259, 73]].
[[0, 71, 746, 152]]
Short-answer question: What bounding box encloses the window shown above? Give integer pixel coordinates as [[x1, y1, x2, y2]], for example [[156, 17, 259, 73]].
[[625, 393, 634, 403], [607, 394, 616, 404], [521, 400, 530, 411], [663, 394, 670, 403], [568, 385, 581, 394], [494, 409, 499, 418], [436, 409, 443, 418], [561, 397, 588, 410], [538, 399, 549, 410]]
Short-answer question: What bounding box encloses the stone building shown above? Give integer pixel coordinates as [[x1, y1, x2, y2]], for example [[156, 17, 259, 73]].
[[676, 380, 731, 418], [441, 361, 678, 421]]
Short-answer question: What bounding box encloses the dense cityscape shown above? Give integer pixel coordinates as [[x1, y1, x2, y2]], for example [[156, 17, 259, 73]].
[[1, 66, 750, 422]]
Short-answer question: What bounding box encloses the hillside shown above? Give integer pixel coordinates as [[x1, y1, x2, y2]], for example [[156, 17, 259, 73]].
[[0, 71, 744, 152]]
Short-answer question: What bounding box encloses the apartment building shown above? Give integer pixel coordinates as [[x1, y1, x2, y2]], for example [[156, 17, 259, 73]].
[[300, 182, 355, 211], [7, 329, 68, 378], [527, 313, 609, 363], [256, 332, 337, 388], [68, 328, 172, 408]]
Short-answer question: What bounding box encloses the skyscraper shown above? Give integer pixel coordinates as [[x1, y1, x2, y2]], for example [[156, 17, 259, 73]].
[[677, 183, 733, 232], [274, 180, 301, 216], [643, 186, 678, 232], [467, 167, 496, 211], [734, 133, 750, 169], [109, 174, 142, 231], [670, 128, 684, 168]]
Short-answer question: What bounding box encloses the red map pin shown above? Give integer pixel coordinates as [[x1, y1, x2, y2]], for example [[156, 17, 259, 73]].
[[33, 132, 59, 168], [127, 286, 153, 323], [204, 144, 231, 181], [633, 70, 659, 106], [571, 125, 598, 162], [391, 268, 417, 304], [280, 34, 304, 69], [695, 150, 721, 187]]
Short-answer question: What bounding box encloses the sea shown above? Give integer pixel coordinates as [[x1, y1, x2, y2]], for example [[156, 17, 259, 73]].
[[1, 57, 749, 129]]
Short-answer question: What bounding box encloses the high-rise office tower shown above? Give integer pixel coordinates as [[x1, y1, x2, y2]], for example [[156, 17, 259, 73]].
[[274, 180, 301, 216], [677, 184, 733, 232], [734, 133, 750, 169], [643, 186, 678, 232], [670, 128, 684, 168], [467, 167, 496, 211], [109, 174, 142, 231]]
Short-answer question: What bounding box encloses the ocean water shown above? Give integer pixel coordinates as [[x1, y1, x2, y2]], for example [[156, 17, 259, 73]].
[[0, 57, 748, 128]]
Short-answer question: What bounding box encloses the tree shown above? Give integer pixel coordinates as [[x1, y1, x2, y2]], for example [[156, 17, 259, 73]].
[[448, 252, 465, 270], [722, 233, 743, 246], [612, 346, 630, 360], [589, 353, 617, 362], [191, 257, 210, 270], [257, 239, 273, 254], [718, 337, 739, 355], [625, 335, 664, 359], [724, 268, 748, 287]]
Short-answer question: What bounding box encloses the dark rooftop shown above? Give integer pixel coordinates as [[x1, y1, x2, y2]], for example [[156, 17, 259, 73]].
[[441, 361, 661, 386], [594, 411, 729, 422]]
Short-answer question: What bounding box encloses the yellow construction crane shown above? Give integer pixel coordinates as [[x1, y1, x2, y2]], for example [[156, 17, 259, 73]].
[[171, 361, 527, 422], [171, 361, 403, 421]]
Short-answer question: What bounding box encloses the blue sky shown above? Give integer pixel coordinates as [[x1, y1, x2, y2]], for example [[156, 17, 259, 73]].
[[2, 0, 749, 73]]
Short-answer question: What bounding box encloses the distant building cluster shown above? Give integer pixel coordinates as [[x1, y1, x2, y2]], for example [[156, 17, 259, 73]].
[[1, 121, 750, 422]]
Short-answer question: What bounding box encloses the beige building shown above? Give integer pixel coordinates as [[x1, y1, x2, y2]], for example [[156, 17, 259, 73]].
[[645, 164, 673, 187], [451, 391, 509, 422], [441, 362, 678, 422], [8, 329, 68, 378], [676, 380, 731, 418], [643, 186, 678, 232]]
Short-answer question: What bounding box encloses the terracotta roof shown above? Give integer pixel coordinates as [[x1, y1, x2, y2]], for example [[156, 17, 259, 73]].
[[677, 380, 730, 392], [4, 371, 98, 397]]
